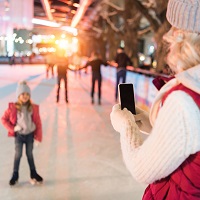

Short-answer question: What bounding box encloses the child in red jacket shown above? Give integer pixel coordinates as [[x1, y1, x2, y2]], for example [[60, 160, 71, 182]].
[[1, 81, 43, 186]]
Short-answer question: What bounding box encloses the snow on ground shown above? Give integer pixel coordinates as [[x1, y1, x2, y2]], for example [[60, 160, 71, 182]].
[[0, 64, 146, 200]]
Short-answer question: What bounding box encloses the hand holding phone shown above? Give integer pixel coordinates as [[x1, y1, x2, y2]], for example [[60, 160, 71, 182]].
[[119, 83, 136, 114]]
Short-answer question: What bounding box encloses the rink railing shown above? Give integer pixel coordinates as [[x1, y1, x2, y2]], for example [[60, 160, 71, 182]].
[[101, 66, 168, 110]]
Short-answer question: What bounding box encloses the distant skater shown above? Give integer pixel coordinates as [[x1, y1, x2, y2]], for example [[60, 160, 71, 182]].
[[55, 49, 69, 103], [114, 47, 132, 101], [84, 51, 108, 105], [108, 47, 132, 101], [1, 81, 43, 186], [45, 53, 55, 79]]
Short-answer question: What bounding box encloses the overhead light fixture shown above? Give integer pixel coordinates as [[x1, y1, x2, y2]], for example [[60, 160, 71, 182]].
[[40, 0, 53, 20], [51, 9, 56, 13], [71, 0, 92, 28], [32, 18, 60, 27], [71, 10, 76, 14], [32, 18, 78, 36], [67, 1, 73, 5], [73, 3, 80, 8], [61, 26, 78, 36]]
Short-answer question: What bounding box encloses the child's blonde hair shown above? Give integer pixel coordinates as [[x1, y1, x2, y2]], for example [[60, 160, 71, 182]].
[[15, 99, 33, 112], [163, 27, 200, 73]]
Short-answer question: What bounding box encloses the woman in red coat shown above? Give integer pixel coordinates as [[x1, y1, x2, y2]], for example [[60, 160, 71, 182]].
[[1, 81, 43, 186], [110, 0, 200, 199]]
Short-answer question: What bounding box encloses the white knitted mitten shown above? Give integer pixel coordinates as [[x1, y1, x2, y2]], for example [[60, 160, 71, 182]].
[[110, 104, 143, 148], [110, 104, 133, 132], [134, 106, 152, 134]]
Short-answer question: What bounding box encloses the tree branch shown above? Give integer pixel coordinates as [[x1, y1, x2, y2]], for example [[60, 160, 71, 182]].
[[102, 0, 124, 11], [133, 0, 160, 31]]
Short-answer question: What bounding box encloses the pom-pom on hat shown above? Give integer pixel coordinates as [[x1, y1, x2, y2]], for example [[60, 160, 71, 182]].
[[166, 0, 200, 33], [16, 81, 31, 98]]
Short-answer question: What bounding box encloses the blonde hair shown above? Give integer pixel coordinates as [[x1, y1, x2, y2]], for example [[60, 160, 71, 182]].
[[163, 27, 200, 73], [15, 99, 33, 112]]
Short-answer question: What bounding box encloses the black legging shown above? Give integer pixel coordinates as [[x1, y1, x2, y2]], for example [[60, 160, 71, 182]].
[[57, 75, 68, 101], [91, 73, 102, 100]]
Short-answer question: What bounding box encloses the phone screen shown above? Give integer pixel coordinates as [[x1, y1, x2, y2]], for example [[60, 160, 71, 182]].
[[119, 83, 136, 114]]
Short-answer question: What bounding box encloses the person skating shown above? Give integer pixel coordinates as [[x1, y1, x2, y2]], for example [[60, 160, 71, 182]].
[[45, 53, 55, 79], [1, 81, 43, 186], [112, 47, 132, 101], [55, 49, 69, 103], [84, 51, 108, 105], [108, 47, 132, 101]]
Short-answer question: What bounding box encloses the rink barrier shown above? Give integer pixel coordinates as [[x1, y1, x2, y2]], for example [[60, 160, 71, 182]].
[[101, 66, 167, 110]]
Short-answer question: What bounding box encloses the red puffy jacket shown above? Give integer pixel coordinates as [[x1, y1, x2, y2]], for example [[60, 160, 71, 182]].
[[1, 103, 42, 142], [143, 84, 200, 200]]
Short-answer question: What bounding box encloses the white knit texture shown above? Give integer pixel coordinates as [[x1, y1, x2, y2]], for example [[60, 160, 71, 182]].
[[167, 0, 200, 33], [16, 81, 31, 99], [110, 104, 143, 148], [111, 91, 200, 184]]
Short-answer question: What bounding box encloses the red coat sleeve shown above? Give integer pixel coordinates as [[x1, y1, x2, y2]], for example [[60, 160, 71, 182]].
[[1, 103, 16, 133], [32, 105, 42, 142]]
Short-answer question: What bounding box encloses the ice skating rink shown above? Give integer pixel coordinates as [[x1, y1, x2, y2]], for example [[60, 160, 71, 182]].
[[0, 64, 146, 200]]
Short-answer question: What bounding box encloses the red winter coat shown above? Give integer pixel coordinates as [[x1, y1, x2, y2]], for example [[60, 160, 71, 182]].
[[143, 84, 200, 200], [1, 103, 42, 142]]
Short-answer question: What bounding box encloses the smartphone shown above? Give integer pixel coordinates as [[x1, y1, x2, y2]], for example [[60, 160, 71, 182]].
[[118, 83, 136, 114]]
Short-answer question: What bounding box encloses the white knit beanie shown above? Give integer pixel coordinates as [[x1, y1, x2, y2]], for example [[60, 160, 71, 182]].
[[16, 81, 31, 98], [166, 0, 200, 33]]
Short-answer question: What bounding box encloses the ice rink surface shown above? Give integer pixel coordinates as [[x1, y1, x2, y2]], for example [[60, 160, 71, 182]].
[[0, 64, 146, 200]]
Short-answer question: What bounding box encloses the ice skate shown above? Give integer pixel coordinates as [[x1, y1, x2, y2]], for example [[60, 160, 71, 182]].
[[30, 170, 43, 185], [9, 172, 18, 186]]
